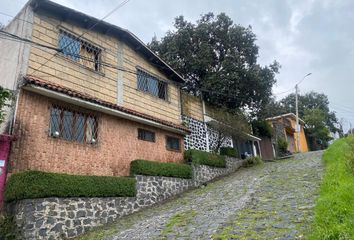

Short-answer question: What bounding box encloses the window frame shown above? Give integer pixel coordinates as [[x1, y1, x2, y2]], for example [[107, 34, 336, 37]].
[[165, 135, 181, 152], [136, 68, 168, 101], [49, 105, 98, 145], [58, 29, 103, 73], [137, 128, 156, 142]]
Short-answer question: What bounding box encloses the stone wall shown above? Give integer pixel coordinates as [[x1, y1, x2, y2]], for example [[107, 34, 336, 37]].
[[193, 157, 245, 184], [8, 158, 246, 239]]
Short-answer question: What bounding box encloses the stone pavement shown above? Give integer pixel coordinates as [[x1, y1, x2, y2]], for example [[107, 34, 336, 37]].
[[80, 151, 323, 240]]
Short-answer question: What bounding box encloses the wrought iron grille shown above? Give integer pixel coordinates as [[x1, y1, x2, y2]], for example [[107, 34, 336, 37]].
[[49, 106, 98, 144], [137, 69, 167, 100], [58, 30, 102, 72]]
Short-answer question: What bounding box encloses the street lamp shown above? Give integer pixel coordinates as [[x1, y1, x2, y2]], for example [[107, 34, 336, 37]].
[[295, 73, 312, 152]]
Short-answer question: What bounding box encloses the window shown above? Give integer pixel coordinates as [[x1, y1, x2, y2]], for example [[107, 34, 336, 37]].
[[166, 136, 181, 151], [49, 106, 98, 144], [137, 69, 167, 100], [58, 30, 102, 71], [138, 128, 155, 142]]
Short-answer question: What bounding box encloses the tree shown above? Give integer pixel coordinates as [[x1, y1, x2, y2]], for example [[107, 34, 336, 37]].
[[303, 108, 332, 150], [149, 13, 279, 116], [206, 108, 250, 152], [280, 92, 339, 133]]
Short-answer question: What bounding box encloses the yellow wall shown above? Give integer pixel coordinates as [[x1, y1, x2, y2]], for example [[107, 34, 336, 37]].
[[181, 92, 204, 121], [27, 13, 181, 124], [285, 118, 309, 153]]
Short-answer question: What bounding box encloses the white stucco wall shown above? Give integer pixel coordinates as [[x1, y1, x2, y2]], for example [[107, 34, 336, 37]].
[[0, 5, 33, 133]]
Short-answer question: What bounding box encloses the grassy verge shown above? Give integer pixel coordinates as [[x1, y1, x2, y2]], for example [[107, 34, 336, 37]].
[[308, 137, 354, 239]]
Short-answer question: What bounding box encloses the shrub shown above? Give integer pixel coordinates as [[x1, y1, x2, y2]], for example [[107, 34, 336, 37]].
[[277, 138, 288, 155], [4, 171, 136, 202], [130, 160, 192, 179], [244, 156, 263, 167], [220, 147, 238, 158], [184, 149, 226, 168]]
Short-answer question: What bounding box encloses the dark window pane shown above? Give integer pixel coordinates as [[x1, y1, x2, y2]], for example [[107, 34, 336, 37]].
[[137, 69, 167, 100], [59, 32, 80, 61], [62, 110, 73, 140], [138, 129, 155, 142], [166, 136, 180, 151], [50, 107, 61, 136], [74, 113, 85, 143]]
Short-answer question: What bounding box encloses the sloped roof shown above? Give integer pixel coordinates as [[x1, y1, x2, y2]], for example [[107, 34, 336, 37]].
[[23, 75, 190, 133], [27, 0, 185, 83], [266, 113, 305, 125]]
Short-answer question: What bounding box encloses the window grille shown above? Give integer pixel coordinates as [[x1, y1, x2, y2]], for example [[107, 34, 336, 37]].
[[49, 106, 98, 144], [58, 30, 102, 72], [138, 128, 155, 142], [166, 136, 181, 151], [137, 69, 167, 100]]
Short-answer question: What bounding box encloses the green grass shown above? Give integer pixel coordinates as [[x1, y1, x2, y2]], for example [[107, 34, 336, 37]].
[[160, 209, 197, 237], [308, 137, 354, 240], [5, 171, 136, 202]]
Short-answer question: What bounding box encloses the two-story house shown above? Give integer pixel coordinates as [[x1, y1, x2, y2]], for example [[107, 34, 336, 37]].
[[0, 0, 189, 177]]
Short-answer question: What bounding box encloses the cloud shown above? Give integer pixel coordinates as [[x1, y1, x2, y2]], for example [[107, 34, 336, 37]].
[[1, 0, 354, 130]]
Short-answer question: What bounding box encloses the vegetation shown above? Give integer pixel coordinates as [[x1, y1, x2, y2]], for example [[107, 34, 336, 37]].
[[259, 91, 339, 149], [220, 147, 238, 158], [160, 210, 197, 236], [5, 171, 136, 202], [251, 120, 274, 138], [0, 86, 12, 124], [308, 137, 354, 239], [0, 215, 16, 240], [277, 138, 288, 156], [206, 107, 250, 152], [130, 160, 192, 179], [303, 108, 332, 150], [185, 149, 226, 168], [244, 156, 263, 167], [149, 13, 279, 116]]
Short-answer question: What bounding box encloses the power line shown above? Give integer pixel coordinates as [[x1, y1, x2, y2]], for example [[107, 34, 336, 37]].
[[29, 0, 131, 76], [0, 11, 34, 25], [0, 30, 62, 51]]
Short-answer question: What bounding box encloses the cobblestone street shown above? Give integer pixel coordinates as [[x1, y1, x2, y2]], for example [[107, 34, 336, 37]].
[[80, 151, 323, 240]]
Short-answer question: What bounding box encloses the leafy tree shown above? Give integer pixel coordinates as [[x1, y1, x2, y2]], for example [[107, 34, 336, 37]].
[[303, 108, 332, 150], [206, 107, 250, 152], [280, 92, 339, 133], [252, 120, 274, 138], [149, 13, 279, 115]]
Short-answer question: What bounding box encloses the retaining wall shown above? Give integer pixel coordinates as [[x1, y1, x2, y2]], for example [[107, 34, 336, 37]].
[[7, 158, 246, 239]]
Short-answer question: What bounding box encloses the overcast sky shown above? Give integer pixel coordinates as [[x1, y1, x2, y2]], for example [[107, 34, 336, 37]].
[[1, 0, 354, 131]]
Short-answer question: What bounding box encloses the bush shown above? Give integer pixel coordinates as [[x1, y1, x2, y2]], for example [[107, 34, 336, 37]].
[[244, 156, 263, 167], [0, 215, 16, 240], [308, 137, 354, 239], [220, 147, 238, 158], [277, 138, 288, 155], [184, 149, 226, 168], [130, 160, 192, 179], [4, 171, 136, 202]]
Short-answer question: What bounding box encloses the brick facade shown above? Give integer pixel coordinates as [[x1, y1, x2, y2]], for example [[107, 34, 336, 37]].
[[9, 90, 184, 176]]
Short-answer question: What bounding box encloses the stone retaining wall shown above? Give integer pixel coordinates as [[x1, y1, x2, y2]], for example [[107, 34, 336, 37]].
[[7, 158, 246, 239]]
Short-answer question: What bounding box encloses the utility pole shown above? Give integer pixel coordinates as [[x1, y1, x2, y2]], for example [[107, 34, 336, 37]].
[[295, 73, 312, 153], [295, 84, 300, 152]]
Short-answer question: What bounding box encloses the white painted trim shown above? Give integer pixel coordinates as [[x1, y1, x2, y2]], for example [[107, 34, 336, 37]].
[[23, 85, 188, 135]]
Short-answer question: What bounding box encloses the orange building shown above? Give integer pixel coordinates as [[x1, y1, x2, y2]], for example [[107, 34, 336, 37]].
[[266, 113, 309, 153]]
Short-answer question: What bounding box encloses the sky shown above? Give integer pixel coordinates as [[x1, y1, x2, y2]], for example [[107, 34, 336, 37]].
[[1, 0, 354, 131]]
